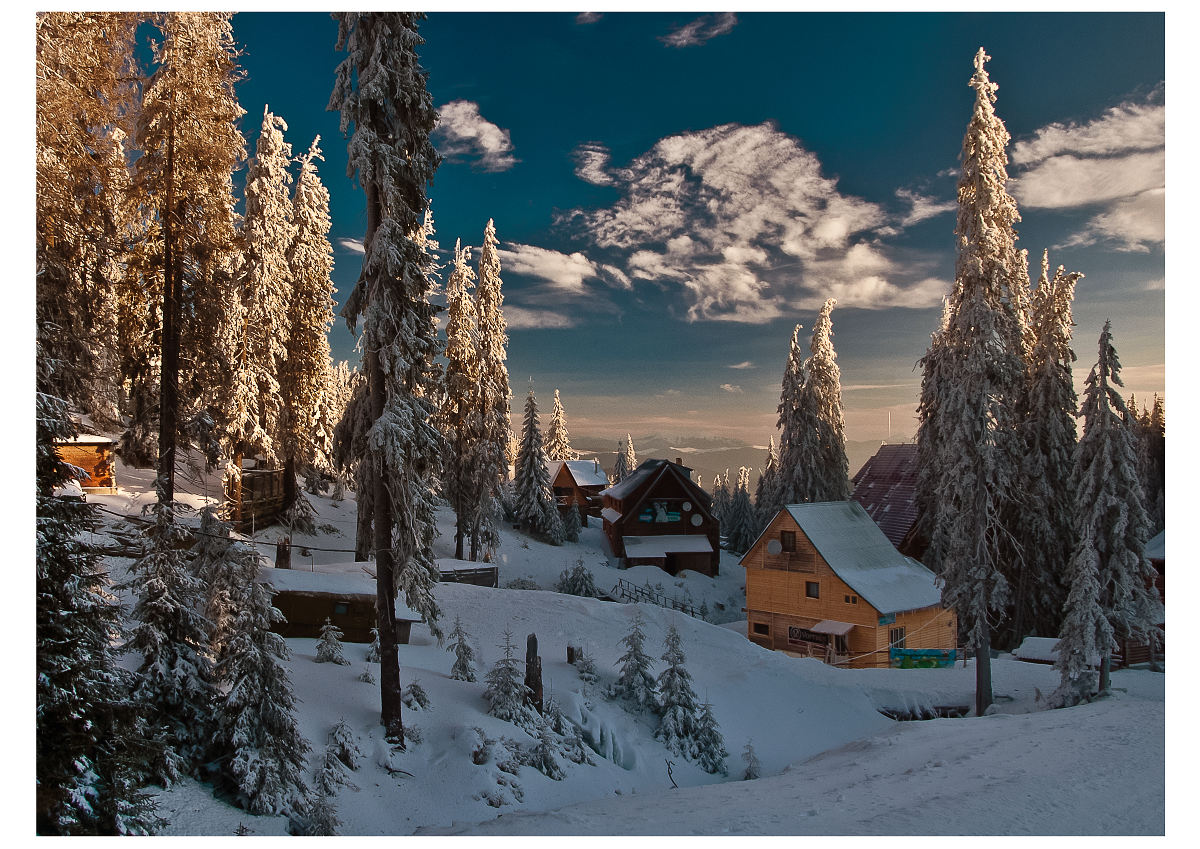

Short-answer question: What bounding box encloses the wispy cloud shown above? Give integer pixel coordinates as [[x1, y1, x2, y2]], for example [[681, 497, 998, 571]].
[[498, 242, 630, 292], [719, 383, 743, 394], [576, 12, 602, 25], [561, 123, 946, 322], [895, 187, 955, 227], [337, 237, 364, 254], [728, 361, 754, 370], [503, 305, 575, 330], [433, 100, 517, 172], [660, 12, 737, 48], [1009, 88, 1164, 253]]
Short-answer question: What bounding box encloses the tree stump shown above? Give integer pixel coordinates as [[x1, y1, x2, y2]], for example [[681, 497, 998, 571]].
[[525, 633, 543, 714], [275, 536, 291, 569]]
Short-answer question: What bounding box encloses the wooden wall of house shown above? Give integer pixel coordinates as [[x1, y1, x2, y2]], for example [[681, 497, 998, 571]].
[[270, 591, 412, 645], [56, 443, 116, 491], [745, 509, 955, 668]]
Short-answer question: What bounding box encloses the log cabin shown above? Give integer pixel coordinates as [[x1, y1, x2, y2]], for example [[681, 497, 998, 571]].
[[600, 458, 720, 577], [261, 562, 422, 644], [548, 458, 609, 526], [54, 435, 117, 493], [742, 501, 957, 668]]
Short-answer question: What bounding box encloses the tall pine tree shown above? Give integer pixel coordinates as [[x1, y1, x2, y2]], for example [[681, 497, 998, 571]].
[[329, 11, 444, 741], [543, 389, 575, 461], [774, 323, 807, 506], [513, 384, 562, 541]]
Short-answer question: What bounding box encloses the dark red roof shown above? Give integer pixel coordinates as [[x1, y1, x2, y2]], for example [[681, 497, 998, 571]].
[[850, 443, 919, 549]]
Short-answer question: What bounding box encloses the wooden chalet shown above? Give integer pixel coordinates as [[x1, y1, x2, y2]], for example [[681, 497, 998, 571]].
[[262, 562, 421, 644], [741, 501, 957, 668], [224, 459, 286, 532], [849, 442, 920, 555], [548, 458, 609, 525], [54, 435, 117, 493], [600, 458, 720, 577]]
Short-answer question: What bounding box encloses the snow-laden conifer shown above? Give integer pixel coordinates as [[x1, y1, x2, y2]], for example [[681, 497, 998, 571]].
[[797, 299, 850, 501], [36, 344, 158, 835], [693, 700, 728, 775], [921, 49, 1029, 715], [448, 615, 478, 682], [529, 722, 566, 781], [556, 559, 599, 597], [723, 467, 757, 554], [1012, 252, 1082, 642], [655, 623, 700, 758], [741, 740, 762, 780], [513, 384, 562, 541], [562, 500, 582, 542], [330, 11, 444, 740], [440, 239, 481, 560], [774, 323, 807, 506], [754, 437, 780, 528], [609, 607, 657, 710], [575, 647, 598, 685], [316, 618, 350, 665], [613, 433, 638, 483], [1054, 322, 1162, 701], [483, 630, 537, 730], [543, 389, 576, 461], [711, 471, 731, 522]]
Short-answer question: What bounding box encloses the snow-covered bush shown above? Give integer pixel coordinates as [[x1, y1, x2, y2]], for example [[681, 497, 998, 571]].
[[328, 718, 362, 771], [504, 577, 541, 591], [529, 722, 565, 781], [742, 740, 761, 780], [402, 680, 430, 711], [357, 667, 375, 684], [315, 618, 349, 665]]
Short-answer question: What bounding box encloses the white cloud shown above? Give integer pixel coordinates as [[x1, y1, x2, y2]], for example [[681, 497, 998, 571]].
[[895, 187, 956, 227], [503, 305, 575, 330], [719, 383, 743, 394], [337, 238, 364, 254], [564, 123, 943, 321], [660, 12, 737, 48], [728, 361, 754, 370], [1010, 90, 1164, 252], [498, 242, 630, 292], [576, 12, 602, 24], [433, 100, 517, 172]]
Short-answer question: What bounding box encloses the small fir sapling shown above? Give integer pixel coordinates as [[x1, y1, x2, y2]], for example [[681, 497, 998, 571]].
[[402, 680, 430, 711], [448, 615, 478, 682], [312, 746, 357, 796], [357, 667, 375, 684], [529, 721, 566, 781], [655, 623, 700, 757], [483, 630, 537, 729], [293, 792, 340, 837], [470, 728, 493, 765], [609, 607, 657, 710], [562, 502, 582, 542], [574, 647, 598, 684], [365, 627, 380, 663], [741, 740, 762, 780], [698, 601, 710, 622], [327, 718, 362, 770], [555, 558, 599, 597], [563, 724, 596, 766], [315, 618, 350, 665], [694, 700, 728, 775], [504, 577, 541, 590]]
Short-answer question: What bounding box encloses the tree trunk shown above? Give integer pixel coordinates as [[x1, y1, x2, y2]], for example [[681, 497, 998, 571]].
[[454, 516, 465, 561], [975, 620, 993, 717], [282, 454, 298, 514], [1099, 652, 1111, 695], [232, 450, 243, 525], [156, 110, 179, 505]]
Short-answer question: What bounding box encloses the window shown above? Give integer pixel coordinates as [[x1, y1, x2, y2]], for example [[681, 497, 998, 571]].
[[780, 531, 796, 552], [752, 622, 770, 636], [333, 602, 349, 615], [805, 581, 820, 599], [834, 635, 848, 654], [845, 594, 858, 605], [889, 626, 906, 649]]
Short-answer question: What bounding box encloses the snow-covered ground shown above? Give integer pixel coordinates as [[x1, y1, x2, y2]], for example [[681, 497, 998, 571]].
[[90, 451, 1166, 835]]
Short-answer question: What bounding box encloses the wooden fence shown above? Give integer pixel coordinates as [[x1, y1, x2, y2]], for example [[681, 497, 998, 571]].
[[609, 577, 701, 618]]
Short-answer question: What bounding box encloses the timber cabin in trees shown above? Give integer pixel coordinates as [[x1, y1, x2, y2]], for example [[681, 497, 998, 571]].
[[54, 435, 117, 493], [600, 458, 720, 577], [742, 501, 956, 668], [548, 458, 609, 526]]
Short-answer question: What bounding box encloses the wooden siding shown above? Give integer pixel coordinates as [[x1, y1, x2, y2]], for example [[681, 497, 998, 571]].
[[56, 442, 116, 491], [270, 590, 411, 645], [745, 510, 955, 668]]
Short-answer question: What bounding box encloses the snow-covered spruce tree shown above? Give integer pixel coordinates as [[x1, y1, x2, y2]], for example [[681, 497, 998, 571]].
[[741, 740, 761, 780], [562, 499, 582, 542], [774, 323, 808, 507], [330, 11, 444, 740], [328, 718, 363, 771], [227, 107, 295, 514], [36, 344, 158, 835], [655, 623, 700, 758], [529, 722, 566, 781], [797, 299, 851, 502], [710, 471, 731, 523], [723, 467, 758, 554], [913, 298, 954, 558], [192, 505, 258, 660], [513, 384, 563, 542], [1011, 252, 1082, 643], [280, 136, 338, 517], [448, 615, 478, 682], [1054, 322, 1162, 701], [693, 700, 728, 775], [543, 389, 576, 461], [316, 618, 350, 665], [919, 49, 1030, 716], [213, 567, 312, 819], [575, 647, 598, 685], [1129, 394, 1165, 534], [35, 12, 139, 427], [609, 607, 657, 710], [470, 218, 511, 561], [754, 437, 780, 529], [439, 239, 481, 560], [556, 558, 599, 597], [134, 12, 246, 501], [613, 433, 638, 483], [483, 630, 537, 730]]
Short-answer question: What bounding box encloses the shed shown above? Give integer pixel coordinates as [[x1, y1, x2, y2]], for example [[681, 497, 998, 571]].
[[548, 458, 609, 525], [54, 435, 117, 493], [740, 501, 957, 668], [600, 458, 720, 576], [261, 562, 422, 644]]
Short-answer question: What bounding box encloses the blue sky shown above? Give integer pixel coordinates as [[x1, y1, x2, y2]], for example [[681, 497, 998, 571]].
[[231, 10, 1165, 447]]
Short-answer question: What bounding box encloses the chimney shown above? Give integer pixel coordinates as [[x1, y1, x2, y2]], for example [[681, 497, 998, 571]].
[[675, 457, 682, 466]]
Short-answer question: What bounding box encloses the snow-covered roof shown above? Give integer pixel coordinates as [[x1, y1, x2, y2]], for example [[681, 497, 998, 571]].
[[622, 534, 713, 559], [783, 501, 942, 615], [1145, 529, 1165, 561], [1013, 636, 1099, 666], [810, 619, 855, 636], [565, 459, 610, 489], [600, 460, 660, 501], [57, 434, 115, 445], [259, 564, 421, 621], [601, 507, 623, 526]]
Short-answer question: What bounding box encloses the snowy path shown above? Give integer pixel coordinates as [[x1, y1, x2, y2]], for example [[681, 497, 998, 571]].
[[423, 694, 1164, 836]]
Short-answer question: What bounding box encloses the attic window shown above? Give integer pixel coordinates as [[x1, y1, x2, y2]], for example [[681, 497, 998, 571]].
[[805, 581, 819, 599], [780, 531, 796, 552], [844, 595, 858, 605]]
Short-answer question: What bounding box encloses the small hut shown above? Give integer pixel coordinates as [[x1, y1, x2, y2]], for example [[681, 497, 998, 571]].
[[54, 435, 117, 493], [261, 562, 421, 644], [548, 458, 609, 525]]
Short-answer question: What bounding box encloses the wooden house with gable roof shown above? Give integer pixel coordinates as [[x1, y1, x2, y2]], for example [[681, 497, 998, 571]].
[[600, 458, 720, 577], [849, 442, 921, 555], [548, 458, 610, 525], [741, 501, 957, 668]]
